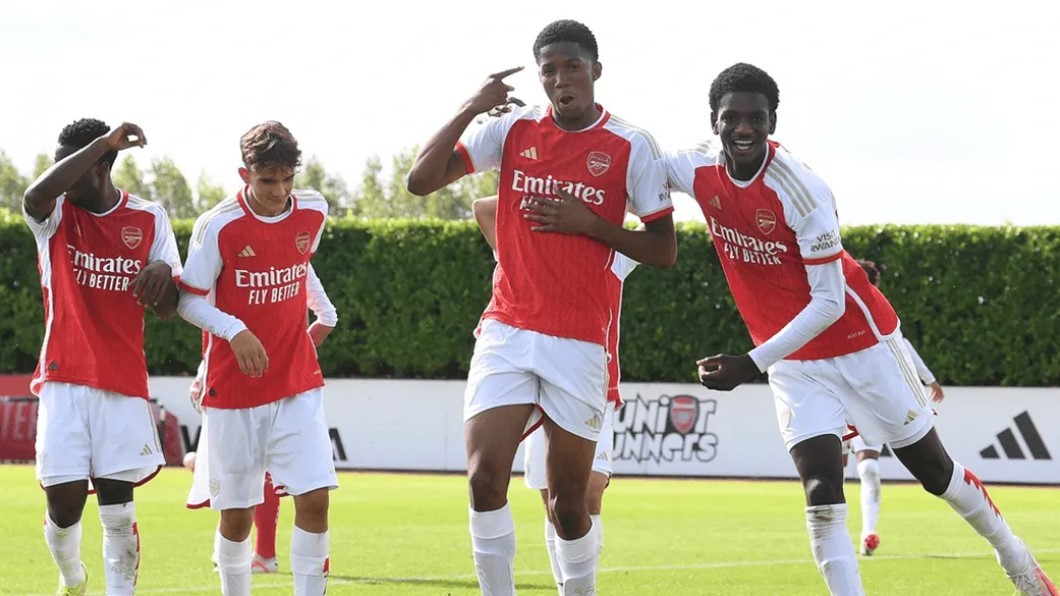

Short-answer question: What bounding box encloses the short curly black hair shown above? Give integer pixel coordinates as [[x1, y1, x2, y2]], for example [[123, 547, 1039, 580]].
[[709, 63, 780, 113], [856, 259, 883, 287], [533, 19, 598, 62], [57, 118, 117, 170]]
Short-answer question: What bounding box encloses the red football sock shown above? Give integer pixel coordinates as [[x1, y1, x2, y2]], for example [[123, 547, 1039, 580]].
[[255, 473, 280, 559]]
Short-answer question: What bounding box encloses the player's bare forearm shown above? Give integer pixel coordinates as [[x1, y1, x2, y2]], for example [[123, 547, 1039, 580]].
[[23, 138, 111, 220], [585, 215, 677, 269], [406, 109, 477, 196], [472, 196, 499, 250]]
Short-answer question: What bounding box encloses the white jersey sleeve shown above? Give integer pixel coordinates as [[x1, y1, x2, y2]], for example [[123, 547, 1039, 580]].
[[22, 195, 64, 240], [457, 105, 538, 174], [603, 118, 672, 221], [611, 253, 640, 281], [306, 264, 338, 327], [765, 148, 843, 265], [903, 338, 937, 384], [663, 142, 722, 197], [146, 204, 183, 276], [180, 212, 224, 295]]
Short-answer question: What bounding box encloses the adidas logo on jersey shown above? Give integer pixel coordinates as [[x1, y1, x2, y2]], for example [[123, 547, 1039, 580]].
[[519, 147, 539, 160], [708, 195, 722, 210], [979, 411, 1052, 460], [238, 245, 257, 258]]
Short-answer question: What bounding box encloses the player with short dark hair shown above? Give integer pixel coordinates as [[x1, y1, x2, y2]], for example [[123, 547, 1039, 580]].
[[24, 117, 182, 595], [407, 18, 676, 595], [177, 121, 336, 596], [665, 62, 1055, 595]]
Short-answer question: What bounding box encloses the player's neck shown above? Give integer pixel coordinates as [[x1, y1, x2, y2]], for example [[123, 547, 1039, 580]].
[[79, 184, 121, 214], [246, 188, 291, 217], [551, 104, 601, 132], [726, 148, 768, 182]]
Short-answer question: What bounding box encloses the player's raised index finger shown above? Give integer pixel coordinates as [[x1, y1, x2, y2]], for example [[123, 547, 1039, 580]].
[[490, 66, 524, 80]]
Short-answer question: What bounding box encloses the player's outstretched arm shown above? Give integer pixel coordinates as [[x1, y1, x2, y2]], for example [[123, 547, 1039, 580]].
[[472, 196, 499, 250], [306, 264, 337, 348], [406, 67, 523, 196], [23, 122, 146, 220], [523, 190, 677, 269]]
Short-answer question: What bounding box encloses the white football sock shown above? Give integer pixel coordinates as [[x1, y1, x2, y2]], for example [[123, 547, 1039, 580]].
[[290, 527, 329, 596], [806, 504, 864, 595], [590, 514, 603, 550], [215, 530, 252, 596], [44, 513, 85, 587], [469, 504, 516, 596], [544, 518, 563, 589], [940, 462, 1025, 573], [555, 521, 599, 596], [856, 459, 881, 536], [99, 503, 139, 596]]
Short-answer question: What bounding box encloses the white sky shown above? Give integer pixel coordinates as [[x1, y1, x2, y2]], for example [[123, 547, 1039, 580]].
[[3, 0, 1058, 224]]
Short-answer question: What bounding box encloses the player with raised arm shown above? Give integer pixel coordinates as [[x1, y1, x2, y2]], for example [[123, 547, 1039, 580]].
[[23, 118, 182, 595], [407, 20, 675, 596], [473, 196, 635, 591], [662, 63, 1055, 595], [843, 258, 945, 556], [177, 121, 336, 596], [186, 264, 338, 575]]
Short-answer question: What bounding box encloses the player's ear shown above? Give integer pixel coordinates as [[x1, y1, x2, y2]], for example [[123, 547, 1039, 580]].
[[238, 167, 250, 184], [711, 112, 720, 135], [769, 112, 777, 135], [592, 61, 602, 81]]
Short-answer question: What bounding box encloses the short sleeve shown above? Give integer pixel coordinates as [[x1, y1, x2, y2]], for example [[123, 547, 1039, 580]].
[[22, 196, 64, 241], [179, 214, 223, 296], [767, 155, 843, 265], [456, 106, 532, 174], [662, 150, 698, 197], [625, 133, 673, 222], [148, 207, 183, 277]]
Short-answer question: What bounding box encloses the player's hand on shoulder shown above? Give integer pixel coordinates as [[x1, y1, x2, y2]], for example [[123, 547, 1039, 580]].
[[463, 66, 524, 116], [697, 353, 759, 391], [929, 381, 945, 402], [131, 261, 173, 307], [524, 188, 599, 234], [230, 329, 269, 377], [104, 122, 147, 152], [307, 321, 335, 348]]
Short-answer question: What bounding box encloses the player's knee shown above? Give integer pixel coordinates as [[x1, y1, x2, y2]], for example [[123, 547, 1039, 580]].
[[548, 493, 587, 536], [47, 503, 84, 528], [467, 466, 508, 510], [803, 476, 843, 506]]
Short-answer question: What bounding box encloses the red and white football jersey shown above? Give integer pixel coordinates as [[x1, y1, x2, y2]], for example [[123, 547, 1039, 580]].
[[25, 191, 182, 399], [665, 141, 898, 360], [179, 188, 328, 409], [605, 253, 637, 405], [458, 104, 672, 347]]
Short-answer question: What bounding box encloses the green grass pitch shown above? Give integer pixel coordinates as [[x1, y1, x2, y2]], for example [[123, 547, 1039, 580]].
[[0, 465, 1055, 594]]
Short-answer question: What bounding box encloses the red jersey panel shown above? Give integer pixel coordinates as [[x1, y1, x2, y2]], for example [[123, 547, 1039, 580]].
[[458, 105, 672, 347], [25, 191, 183, 399], [665, 141, 898, 360], [180, 189, 328, 409]]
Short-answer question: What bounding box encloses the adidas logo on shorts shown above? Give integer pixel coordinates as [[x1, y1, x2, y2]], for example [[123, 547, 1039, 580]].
[[139, 444, 153, 456], [980, 411, 1052, 461]]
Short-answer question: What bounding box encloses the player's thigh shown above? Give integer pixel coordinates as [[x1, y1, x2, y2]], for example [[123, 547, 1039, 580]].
[[465, 403, 536, 494], [89, 389, 164, 484], [767, 359, 848, 451], [536, 334, 608, 443], [203, 405, 270, 510], [36, 382, 92, 485], [267, 388, 338, 498], [834, 336, 933, 449], [542, 417, 596, 502], [465, 320, 543, 434], [523, 426, 548, 491]]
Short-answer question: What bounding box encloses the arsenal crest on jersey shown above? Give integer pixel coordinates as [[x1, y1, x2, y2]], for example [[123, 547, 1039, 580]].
[[755, 209, 777, 235], [586, 151, 611, 177], [121, 226, 143, 249], [295, 231, 312, 255], [670, 395, 699, 435]]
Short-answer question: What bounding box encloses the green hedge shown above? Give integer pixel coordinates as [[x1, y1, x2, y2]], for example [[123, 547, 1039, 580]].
[[1, 213, 1056, 386]]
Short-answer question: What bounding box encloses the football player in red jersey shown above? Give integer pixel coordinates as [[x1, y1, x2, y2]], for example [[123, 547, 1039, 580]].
[[24, 118, 182, 595], [408, 19, 675, 596], [673, 63, 1054, 596]]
